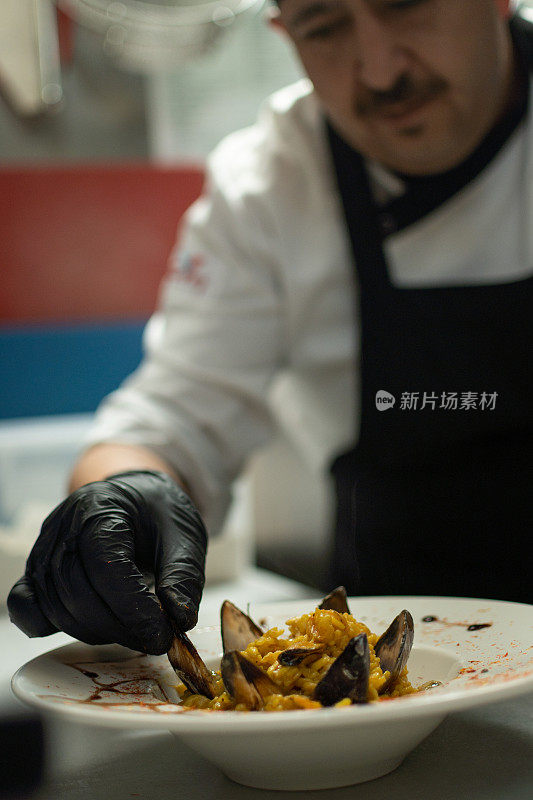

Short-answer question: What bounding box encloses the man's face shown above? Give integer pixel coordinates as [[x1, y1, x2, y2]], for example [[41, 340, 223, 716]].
[[273, 0, 515, 175]]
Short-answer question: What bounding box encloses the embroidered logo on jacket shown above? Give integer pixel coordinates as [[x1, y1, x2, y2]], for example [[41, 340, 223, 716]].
[[175, 251, 207, 289]]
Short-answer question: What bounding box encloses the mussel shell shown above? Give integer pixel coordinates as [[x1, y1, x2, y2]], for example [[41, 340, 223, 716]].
[[221, 651, 262, 710], [375, 609, 414, 694], [277, 645, 326, 666], [167, 630, 217, 699], [220, 600, 263, 653], [318, 586, 350, 614], [221, 650, 279, 710], [313, 633, 370, 706]]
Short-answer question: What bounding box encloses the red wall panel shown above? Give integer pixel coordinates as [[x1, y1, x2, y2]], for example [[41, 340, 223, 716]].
[[1, 164, 205, 324]]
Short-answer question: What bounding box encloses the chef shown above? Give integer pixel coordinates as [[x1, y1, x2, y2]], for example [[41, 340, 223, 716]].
[[8, 0, 532, 655]]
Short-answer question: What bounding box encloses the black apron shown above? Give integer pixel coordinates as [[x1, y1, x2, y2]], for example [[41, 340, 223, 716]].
[[328, 19, 533, 604]]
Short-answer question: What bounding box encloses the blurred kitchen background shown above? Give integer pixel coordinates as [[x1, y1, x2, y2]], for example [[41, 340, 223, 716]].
[[0, 0, 337, 605]]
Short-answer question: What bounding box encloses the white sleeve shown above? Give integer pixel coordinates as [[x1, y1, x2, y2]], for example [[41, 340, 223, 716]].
[[85, 145, 286, 535]]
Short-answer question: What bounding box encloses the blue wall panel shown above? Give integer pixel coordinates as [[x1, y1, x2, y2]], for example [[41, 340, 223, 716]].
[[0, 322, 146, 419]]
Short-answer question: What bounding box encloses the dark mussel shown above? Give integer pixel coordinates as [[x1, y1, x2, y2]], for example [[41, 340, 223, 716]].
[[318, 586, 350, 614], [278, 588, 348, 664], [374, 610, 414, 694], [313, 633, 370, 707], [273, 588, 348, 666], [221, 650, 280, 710], [167, 630, 217, 699], [277, 645, 326, 666], [221, 600, 263, 653]]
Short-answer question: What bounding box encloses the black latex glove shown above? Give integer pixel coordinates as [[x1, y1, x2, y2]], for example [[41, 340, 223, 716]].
[[7, 470, 207, 655]]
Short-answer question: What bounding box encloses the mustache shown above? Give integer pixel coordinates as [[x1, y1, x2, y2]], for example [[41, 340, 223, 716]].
[[355, 73, 448, 117]]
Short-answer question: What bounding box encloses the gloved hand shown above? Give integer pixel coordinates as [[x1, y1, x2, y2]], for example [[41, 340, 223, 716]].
[[7, 470, 207, 655]]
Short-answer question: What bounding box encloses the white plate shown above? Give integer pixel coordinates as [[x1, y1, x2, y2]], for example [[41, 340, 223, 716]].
[[12, 595, 533, 791]]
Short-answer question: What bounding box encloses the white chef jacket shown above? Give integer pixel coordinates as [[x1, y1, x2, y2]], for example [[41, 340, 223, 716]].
[[86, 78, 533, 535]]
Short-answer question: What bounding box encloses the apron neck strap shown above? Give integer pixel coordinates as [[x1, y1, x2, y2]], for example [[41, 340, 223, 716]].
[[325, 121, 392, 296]]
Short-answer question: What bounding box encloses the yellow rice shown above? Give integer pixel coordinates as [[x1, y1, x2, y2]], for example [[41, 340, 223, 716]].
[[179, 608, 417, 712]]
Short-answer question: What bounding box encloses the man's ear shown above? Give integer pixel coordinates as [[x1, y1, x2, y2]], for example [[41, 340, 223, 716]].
[[265, 4, 287, 35], [494, 0, 514, 19]]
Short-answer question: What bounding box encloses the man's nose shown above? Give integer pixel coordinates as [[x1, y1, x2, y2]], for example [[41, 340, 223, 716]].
[[353, 9, 410, 91]]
